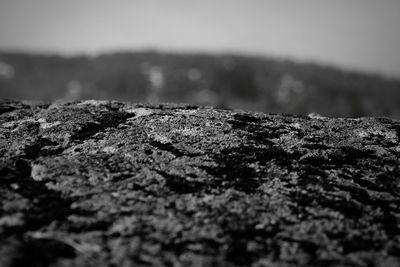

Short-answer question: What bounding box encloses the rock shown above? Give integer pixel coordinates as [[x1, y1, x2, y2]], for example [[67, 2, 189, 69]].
[[1, 99, 400, 267]]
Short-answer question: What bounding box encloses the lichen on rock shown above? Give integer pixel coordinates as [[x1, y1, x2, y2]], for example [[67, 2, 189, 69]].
[[1, 99, 400, 267]]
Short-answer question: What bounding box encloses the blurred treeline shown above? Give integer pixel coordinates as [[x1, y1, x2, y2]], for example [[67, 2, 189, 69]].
[[0, 51, 399, 118]]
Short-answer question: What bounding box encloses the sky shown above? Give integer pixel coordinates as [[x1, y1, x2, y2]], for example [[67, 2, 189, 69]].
[[0, 0, 400, 77]]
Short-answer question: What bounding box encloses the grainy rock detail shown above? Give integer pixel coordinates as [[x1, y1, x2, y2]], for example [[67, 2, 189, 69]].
[[1, 99, 400, 267]]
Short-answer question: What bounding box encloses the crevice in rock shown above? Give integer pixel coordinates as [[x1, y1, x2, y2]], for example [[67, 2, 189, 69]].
[[5, 237, 76, 267], [71, 111, 134, 141]]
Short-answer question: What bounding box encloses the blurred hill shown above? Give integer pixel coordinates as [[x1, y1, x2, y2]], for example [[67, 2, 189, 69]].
[[0, 51, 399, 118]]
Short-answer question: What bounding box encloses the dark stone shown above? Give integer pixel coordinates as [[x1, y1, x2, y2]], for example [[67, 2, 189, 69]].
[[1, 100, 400, 266]]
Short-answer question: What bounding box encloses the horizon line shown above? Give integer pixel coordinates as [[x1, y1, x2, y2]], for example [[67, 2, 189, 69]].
[[0, 47, 398, 80]]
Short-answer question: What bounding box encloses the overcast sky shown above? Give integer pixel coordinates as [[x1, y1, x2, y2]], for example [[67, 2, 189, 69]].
[[0, 0, 399, 77]]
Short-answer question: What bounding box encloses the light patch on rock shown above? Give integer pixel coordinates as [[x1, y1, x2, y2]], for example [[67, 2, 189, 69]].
[[357, 130, 370, 138], [102, 146, 117, 154], [125, 108, 153, 118], [365, 145, 389, 157], [10, 183, 19, 190], [150, 133, 172, 144], [290, 122, 301, 129], [67, 239, 102, 253], [28, 231, 52, 239], [175, 109, 198, 115], [356, 129, 397, 140], [0, 214, 24, 227], [4, 118, 61, 130], [2, 121, 17, 128], [2, 118, 37, 128], [124, 153, 135, 159], [308, 113, 327, 120], [156, 115, 174, 123], [31, 164, 47, 181], [78, 100, 109, 106], [40, 121, 61, 129], [172, 127, 201, 137], [371, 129, 397, 140]]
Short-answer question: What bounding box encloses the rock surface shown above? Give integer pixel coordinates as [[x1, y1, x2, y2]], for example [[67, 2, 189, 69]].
[[1, 99, 400, 267]]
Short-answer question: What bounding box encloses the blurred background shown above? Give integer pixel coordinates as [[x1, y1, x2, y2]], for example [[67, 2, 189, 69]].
[[0, 0, 399, 118]]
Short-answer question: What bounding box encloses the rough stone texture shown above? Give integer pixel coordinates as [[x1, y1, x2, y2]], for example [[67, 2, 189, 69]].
[[1, 99, 400, 267]]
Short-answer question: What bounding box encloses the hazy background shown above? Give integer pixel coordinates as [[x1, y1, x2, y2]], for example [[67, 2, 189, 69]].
[[0, 0, 400, 118]]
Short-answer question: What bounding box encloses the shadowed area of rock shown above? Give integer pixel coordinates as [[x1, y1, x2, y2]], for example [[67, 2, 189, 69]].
[[1, 99, 400, 267]]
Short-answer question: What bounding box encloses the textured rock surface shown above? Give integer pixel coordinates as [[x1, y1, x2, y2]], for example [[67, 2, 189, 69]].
[[1, 99, 400, 267]]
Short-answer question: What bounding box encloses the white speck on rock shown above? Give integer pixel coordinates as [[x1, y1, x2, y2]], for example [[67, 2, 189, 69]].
[[78, 100, 109, 106]]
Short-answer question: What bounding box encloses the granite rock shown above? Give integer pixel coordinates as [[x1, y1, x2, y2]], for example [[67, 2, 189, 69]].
[[1, 99, 400, 267]]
